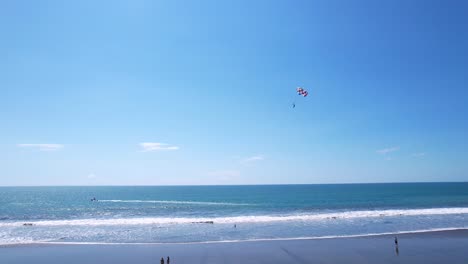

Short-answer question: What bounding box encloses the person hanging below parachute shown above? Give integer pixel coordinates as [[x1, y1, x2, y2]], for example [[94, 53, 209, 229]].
[[292, 87, 308, 108]]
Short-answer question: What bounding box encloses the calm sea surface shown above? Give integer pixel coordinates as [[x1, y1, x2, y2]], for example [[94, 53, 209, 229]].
[[0, 183, 467, 244]]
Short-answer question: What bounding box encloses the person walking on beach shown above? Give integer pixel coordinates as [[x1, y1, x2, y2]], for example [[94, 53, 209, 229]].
[[167, 256, 170, 264], [394, 236, 399, 256], [160, 257, 165, 264]]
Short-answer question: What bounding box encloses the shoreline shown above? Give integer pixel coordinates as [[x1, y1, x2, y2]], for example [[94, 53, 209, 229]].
[[2, 229, 468, 263], [1, 227, 464, 247]]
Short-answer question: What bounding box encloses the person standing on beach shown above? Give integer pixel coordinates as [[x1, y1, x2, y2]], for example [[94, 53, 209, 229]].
[[394, 237, 399, 256], [160, 257, 165, 264], [167, 256, 170, 264]]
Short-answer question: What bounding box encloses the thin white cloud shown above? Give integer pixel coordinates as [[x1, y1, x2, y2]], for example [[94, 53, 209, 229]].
[[242, 155, 265, 163], [87, 173, 97, 179], [376, 146, 400, 155], [411, 152, 426, 157], [17, 144, 64, 151], [139, 142, 179, 152]]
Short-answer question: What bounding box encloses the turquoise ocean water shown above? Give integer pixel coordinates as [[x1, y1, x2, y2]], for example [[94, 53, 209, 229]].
[[0, 183, 467, 245]]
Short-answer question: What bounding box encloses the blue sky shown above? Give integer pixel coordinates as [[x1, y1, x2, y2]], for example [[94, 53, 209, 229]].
[[1, 0, 467, 185]]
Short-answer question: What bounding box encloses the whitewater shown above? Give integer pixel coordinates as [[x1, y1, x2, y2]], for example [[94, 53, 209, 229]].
[[1, 183, 467, 244]]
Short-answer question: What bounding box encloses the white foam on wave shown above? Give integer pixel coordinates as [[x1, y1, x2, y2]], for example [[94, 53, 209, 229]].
[[0, 238, 53, 246], [3, 227, 467, 246], [1, 207, 467, 227], [98, 200, 251, 206]]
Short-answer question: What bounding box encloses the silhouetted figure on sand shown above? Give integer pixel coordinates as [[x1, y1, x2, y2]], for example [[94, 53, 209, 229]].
[[160, 257, 164, 264], [394, 237, 399, 256], [167, 256, 170, 264]]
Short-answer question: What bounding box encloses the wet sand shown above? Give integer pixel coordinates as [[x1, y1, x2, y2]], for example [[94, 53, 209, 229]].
[[1, 229, 468, 263]]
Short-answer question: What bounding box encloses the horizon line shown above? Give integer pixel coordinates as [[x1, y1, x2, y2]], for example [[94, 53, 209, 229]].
[[0, 181, 466, 188]]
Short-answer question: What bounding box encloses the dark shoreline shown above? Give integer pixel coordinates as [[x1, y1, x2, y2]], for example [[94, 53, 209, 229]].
[[1, 229, 468, 263]]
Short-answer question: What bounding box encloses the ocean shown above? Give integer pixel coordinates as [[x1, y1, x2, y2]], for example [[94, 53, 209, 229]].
[[0, 183, 467, 245]]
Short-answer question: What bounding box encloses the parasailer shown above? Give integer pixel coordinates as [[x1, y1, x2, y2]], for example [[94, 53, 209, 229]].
[[292, 87, 308, 108]]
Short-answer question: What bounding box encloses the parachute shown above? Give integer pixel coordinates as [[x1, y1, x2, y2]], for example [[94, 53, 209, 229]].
[[292, 87, 308, 108], [296, 87, 308, 97]]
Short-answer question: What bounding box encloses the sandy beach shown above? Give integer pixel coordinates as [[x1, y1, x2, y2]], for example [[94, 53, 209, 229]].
[[1, 229, 467, 264]]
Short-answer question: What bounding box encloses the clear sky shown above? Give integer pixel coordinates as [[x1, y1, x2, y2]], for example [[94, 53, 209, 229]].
[[1, 0, 467, 186]]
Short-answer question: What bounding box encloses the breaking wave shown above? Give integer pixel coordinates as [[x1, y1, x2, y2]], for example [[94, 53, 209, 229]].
[[2, 207, 467, 227]]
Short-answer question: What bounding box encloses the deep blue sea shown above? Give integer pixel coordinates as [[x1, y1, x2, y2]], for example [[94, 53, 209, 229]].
[[1, 183, 467, 245]]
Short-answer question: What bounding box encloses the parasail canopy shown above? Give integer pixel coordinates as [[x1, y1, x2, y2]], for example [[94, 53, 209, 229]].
[[296, 87, 308, 97]]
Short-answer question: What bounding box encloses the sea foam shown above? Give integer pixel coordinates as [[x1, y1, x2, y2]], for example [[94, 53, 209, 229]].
[[2, 227, 467, 246], [1, 207, 467, 227]]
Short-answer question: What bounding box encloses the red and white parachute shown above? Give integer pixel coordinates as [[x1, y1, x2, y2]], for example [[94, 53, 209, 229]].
[[292, 87, 309, 108], [296, 87, 308, 97]]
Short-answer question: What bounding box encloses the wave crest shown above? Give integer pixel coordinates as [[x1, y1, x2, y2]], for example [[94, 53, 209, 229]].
[[1, 207, 467, 227]]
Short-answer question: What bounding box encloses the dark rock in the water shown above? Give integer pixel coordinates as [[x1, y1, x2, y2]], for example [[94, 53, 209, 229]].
[[192, 221, 214, 224], [23, 223, 34, 226]]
